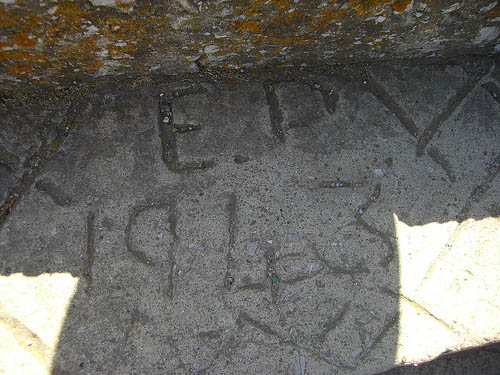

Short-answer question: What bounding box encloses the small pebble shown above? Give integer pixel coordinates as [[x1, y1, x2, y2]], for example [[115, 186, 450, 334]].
[[374, 168, 384, 177], [247, 242, 258, 256], [352, 347, 363, 359], [234, 154, 250, 164], [308, 263, 319, 273], [188, 243, 205, 251], [299, 355, 306, 375]]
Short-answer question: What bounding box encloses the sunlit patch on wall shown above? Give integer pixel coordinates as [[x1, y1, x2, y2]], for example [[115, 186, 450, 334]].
[[393, 214, 500, 365], [0, 273, 79, 375]]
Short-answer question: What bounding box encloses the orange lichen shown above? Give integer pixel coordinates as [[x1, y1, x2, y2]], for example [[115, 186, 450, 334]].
[[46, 64, 63, 74], [269, 47, 281, 55], [273, 10, 299, 24], [0, 5, 16, 28], [0, 41, 14, 50], [211, 37, 227, 45], [270, 0, 289, 10], [82, 59, 103, 71], [116, 1, 133, 11], [109, 44, 137, 57], [8, 63, 31, 75], [392, 0, 411, 13], [484, 9, 500, 17], [228, 44, 243, 53], [347, 0, 391, 15], [55, 1, 90, 19], [232, 19, 262, 33], [3, 0, 165, 76], [421, 24, 437, 31], [0, 50, 32, 62], [11, 33, 37, 48], [240, 0, 266, 16], [228, 60, 243, 68]]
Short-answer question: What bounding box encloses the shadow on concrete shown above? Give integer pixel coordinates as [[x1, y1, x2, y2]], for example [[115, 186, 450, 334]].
[[0, 60, 499, 374], [378, 342, 500, 375]]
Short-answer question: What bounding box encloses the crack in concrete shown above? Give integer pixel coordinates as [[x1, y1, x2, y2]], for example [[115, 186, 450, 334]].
[[282, 270, 323, 286], [263, 80, 285, 142], [365, 70, 419, 138], [234, 251, 324, 303], [124, 195, 178, 289], [0, 306, 51, 366], [380, 287, 462, 337], [355, 183, 396, 267], [225, 192, 237, 288], [417, 221, 465, 293], [236, 311, 341, 368], [263, 78, 339, 142], [85, 211, 96, 294], [310, 80, 338, 115], [416, 60, 491, 156], [427, 146, 456, 182], [312, 243, 370, 277], [236, 311, 281, 337], [35, 179, 73, 207], [167, 197, 179, 300], [171, 123, 204, 134], [458, 153, 500, 221], [318, 302, 350, 343], [158, 88, 215, 173], [359, 313, 398, 362], [0, 100, 81, 231], [265, 248, 280, 304], [236, 282, 268, 291], [482, 81, 500, 105], [319, 179, 367, 189], [0, 144, 20, 171]]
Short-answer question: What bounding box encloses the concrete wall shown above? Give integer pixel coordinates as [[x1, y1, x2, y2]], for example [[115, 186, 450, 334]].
[[0, 0, 499, 88]]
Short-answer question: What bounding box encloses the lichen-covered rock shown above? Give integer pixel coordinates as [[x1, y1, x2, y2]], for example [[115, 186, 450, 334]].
[[0, 0, 498, 89]]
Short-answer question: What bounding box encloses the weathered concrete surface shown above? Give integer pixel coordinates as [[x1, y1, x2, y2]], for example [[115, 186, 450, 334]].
[[0, 0, 499, 90], [0, 56, 500, 374]]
